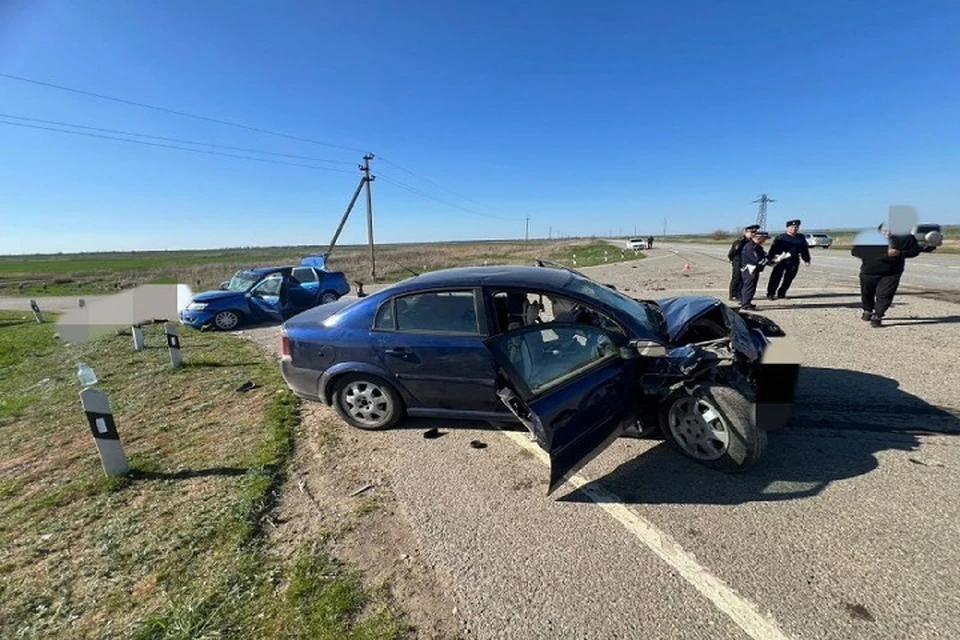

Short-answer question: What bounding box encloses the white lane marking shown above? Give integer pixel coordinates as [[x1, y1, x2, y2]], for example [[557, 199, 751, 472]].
[[502, 431, 794, 640]]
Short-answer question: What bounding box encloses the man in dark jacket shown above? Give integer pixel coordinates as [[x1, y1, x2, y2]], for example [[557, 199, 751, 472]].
[[728, 224, 759, 300], [739, 230, 770, 310], [851, 222, 922, 327], [765, 219, 811, 300]]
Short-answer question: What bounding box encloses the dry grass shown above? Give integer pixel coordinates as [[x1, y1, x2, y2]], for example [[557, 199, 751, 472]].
[[0, 238, 640, 297]]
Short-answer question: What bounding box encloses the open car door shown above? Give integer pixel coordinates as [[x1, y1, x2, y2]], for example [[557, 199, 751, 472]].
[[484, 323, 645, 495], [246, 273, 286, 323]]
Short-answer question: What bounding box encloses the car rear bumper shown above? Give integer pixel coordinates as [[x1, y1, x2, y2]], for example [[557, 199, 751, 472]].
[[280, 359, 323, 403]]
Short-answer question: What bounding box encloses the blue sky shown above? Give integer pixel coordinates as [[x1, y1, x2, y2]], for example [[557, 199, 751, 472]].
[[1, 0, 958, 255]]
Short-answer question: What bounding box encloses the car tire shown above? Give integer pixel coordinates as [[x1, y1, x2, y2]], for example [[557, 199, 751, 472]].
[[213, 310, 242, 331], [659, 383, 766, 472], [331, 373, 404, 431], [320, 290, 339, 304]]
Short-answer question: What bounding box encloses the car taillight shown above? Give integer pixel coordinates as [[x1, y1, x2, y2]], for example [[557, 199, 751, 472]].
[[280, 331, 291, 358]]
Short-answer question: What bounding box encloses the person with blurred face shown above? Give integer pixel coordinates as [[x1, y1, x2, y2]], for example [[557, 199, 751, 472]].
[[739, 230, 770, 310], [728, 224, 759, 300], [851, 221, 922, 327], [766, 219, 811, 300]]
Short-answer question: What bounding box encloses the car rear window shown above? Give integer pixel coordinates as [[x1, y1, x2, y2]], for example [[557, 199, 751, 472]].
[[916, 225, 941, 233]]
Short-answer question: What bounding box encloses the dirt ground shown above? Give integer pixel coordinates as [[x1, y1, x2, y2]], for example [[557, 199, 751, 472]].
[[240, 327, 464, 639]]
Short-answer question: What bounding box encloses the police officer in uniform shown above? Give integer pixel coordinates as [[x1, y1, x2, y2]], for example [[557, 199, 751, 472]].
[[766, 218, 811, 300], [739, 230, 770, 310], [727, 224, 759, 300]]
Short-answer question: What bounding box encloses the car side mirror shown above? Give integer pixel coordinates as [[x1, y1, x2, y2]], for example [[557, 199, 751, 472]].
[[631, 339, 668, 358], [219, 281, 229, 290]]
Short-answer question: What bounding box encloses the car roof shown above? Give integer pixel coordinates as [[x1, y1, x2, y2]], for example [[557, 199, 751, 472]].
[[241, 266, 296, 275], [383, 265, 575, 293]]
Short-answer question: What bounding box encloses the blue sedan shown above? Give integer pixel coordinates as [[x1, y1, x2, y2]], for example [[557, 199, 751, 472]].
[[279, 263, 797, 493], [180, 257, 351, 331]]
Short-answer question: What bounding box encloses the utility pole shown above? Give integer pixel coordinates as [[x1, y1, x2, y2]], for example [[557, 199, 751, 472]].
[[662, 217, 667, 238], [753, 194, 775, 231], [361, 154, 376, 280], [525, 216, 530, 243]]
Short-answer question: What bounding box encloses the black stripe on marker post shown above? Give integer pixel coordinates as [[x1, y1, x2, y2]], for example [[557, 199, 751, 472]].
[[85, 411, 121, 441]]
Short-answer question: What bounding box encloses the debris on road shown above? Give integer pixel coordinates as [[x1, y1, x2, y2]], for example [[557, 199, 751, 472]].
[[469, 440, 488, 449], [235, 380, 257, 393], [423, 428, 446, 439], [350, 483, 374, 497]]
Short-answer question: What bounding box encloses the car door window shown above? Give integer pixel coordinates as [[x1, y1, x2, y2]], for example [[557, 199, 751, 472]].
[[495, 325, 619, 396], [490, 290, 625, 337], [292, 267, 317, 285], [252, 274, 283, 297], [391, 291, 479, 334]]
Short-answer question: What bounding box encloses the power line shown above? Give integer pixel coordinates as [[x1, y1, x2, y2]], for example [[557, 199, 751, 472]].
[[0, 72, 512, 219], [377, 155, 500, 214], [376, 172, 518, 221], [0, 119, 358, 173], [0, 71, 369, 154], [0, 113, 357, 166]]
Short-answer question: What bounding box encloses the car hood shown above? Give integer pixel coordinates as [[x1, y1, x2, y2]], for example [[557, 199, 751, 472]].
[[655, 295, 723, 343], [191, 290, 244, 303]]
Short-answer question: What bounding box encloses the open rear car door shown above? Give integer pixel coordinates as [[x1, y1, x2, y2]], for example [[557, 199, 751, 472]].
[[484, 323, 646, 495]]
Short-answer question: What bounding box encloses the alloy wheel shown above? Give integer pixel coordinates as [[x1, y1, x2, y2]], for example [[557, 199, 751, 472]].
[[214, 311, 240, 330], [666, 396, 731, 461], [341, 379, 395, 428]]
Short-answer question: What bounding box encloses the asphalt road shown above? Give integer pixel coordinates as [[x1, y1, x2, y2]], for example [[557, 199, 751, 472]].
[[361, 251, 960, 640], [662, 240, 960, 294], [4, 249, 960, 639]]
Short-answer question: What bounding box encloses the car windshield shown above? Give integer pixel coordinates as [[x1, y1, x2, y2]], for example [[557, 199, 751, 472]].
[[566, 274, 664, 337], [225, 271, 262, 292]]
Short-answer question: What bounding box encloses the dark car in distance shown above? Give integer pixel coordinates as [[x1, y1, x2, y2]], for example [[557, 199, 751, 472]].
[[279, 263, 798, 493], [179, 255, 351, 331]]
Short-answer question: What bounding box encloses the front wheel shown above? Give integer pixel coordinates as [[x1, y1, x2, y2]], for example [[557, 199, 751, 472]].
[[320, 290, 340, 304], [659, 383, 765, 471], [331, 374, 404, 431], [213, 310, 242, 331]]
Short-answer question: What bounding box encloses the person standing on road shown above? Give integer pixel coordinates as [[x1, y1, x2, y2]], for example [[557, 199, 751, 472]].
[[765, 219, 811, 300], [728, 224, 759, 301], [739, 230, 771, 310], [851, 221, 922, 327], [647, 236, 654, 249]]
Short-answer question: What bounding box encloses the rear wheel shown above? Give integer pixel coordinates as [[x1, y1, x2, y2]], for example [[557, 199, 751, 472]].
[[659, 383, 765, 471], [332, 374, 404, 430]]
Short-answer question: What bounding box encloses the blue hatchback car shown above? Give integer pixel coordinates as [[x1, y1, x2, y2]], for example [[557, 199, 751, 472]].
[[180, 255, 351, 331], [279, 262, 797, 493]]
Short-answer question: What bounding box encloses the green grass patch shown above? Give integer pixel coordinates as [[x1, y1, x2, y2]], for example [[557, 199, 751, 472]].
[[0, 310, 410, 639], [546, 241, 645, 267]]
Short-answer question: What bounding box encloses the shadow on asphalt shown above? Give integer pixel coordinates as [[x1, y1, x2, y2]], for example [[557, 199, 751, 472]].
[[882, 316, 960, 326], [559, 366, 959, 506]]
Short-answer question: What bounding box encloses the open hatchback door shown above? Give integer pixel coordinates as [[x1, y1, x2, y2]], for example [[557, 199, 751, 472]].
[[484, 323, 647, 495]]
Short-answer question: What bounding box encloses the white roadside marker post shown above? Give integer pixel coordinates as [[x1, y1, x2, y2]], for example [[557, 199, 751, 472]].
[[164, 322, 182, 368], [29, 299, 44, 323], [80, 388, 129, 477], [132, 324, 145, 351]]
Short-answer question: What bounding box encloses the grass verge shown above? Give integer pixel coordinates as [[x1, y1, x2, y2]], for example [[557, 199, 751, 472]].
[[0, 310, 410, 639]]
